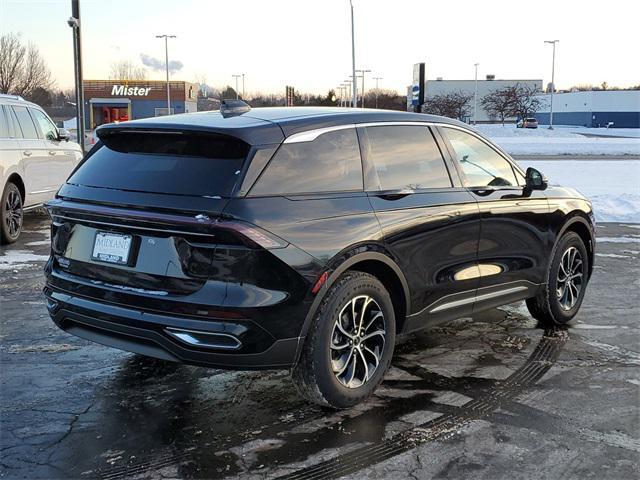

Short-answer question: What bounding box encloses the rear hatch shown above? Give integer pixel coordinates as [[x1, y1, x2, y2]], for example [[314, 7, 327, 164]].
[[47, 128, 256, 304]]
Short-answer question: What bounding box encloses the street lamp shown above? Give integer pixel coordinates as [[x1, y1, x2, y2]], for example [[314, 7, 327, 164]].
[[155, 34, 176, 114], [356, 69, 371, 107], [232, 74, 242, 99], [242, 73, 245, 99], [67, 0, 85, 152], [349, 0, 357, 108], [373, 76, 382, 109], [544, 40, 559, 129], [344, 79, 353, 107], [473, 63, 479, 125]]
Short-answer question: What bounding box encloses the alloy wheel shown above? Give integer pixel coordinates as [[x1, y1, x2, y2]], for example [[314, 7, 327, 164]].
[[330, 295, 386, 389], [556, 246, 583, 311], [4, 188, 22, 240]]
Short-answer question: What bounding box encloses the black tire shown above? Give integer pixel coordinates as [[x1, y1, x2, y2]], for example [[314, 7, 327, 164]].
[[1, 182, 23, 245], [526, 231, 589, 326], [292, 271, 396, 409]]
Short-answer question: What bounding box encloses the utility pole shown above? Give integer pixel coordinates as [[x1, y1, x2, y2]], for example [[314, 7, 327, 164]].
[[232, 74, 242, 99], [356, 69, 370, 107], [373, 76, 382, 109], [155, 34, 176, 114], [544, 40, 559, 129], [349, 0, 357, 108], [473, 63, 479, 125], [68, 0, 85, 152]]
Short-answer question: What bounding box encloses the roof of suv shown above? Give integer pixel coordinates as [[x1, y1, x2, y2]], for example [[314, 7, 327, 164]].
[[97, 107, 468, 146]]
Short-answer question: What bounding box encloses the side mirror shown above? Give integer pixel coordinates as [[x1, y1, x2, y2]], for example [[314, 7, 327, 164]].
[[525, 167, 548, 191], [57, 128, 71, 142]]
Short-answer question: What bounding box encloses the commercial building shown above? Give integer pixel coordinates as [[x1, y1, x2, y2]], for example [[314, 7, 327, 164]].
[[82, 80, 198, 130], [535, 90, 640, 128], [424, 76, 543, 123]]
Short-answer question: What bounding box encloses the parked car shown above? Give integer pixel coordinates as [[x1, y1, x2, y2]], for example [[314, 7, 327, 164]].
[[44, 104, 595, 408], [0, 94, 83, 243], [517, 117, 539, 129]]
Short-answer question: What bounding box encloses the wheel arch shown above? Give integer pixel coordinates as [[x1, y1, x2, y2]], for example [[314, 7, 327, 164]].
[[293, 250, 411, 365], [5, 173, 25, 202], [557, 213, 595, 280]]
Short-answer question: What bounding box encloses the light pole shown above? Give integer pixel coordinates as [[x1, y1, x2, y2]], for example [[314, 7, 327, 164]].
[[344, 79, 352, 107], [242, 73, 245, 99], [349, 0, 357, 108], [544, 40, 559, 129], [232, 74, 242, 99], [473, 63, 479, 125], [67, 0, 85, 152], [356, 69, 370, 107], [373, 76, 382, 108], [155, 34, 176, 114]]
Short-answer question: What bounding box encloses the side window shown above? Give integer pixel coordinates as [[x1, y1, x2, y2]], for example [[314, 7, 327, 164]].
[[4, 106, 21, 138], [363, 125, 451, 190], [250, 128, 363, 195], [0, 106, 8, 138], [30, 108, 58, 141], [442, 127, 518, 187], [12, 106, 39, 139]]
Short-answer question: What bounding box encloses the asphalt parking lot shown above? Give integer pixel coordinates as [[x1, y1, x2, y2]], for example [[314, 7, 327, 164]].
[[1, 212, 639, 479]]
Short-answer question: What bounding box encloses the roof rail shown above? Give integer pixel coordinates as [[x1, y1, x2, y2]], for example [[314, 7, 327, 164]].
[[0, 93, 25, 101]]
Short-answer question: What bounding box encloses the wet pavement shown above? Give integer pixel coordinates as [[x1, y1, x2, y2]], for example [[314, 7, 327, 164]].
[[1, 212, 639, 479]]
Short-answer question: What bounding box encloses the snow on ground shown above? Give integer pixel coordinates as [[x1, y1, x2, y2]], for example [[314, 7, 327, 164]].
[[476, 124, 640, 156], [517, 159, 640, 223], [0, 250, 50, 271]]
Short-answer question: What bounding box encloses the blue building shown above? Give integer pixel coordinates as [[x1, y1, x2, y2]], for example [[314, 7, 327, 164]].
[[535, 90, 640, 128], [83, 80, 198, 130]]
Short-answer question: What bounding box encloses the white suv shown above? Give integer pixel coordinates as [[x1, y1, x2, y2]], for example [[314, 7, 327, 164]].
[[0, 94, 82, 244]]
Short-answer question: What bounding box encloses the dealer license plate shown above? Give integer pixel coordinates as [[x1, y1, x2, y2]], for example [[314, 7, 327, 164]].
[[91, 232, 133, 265]]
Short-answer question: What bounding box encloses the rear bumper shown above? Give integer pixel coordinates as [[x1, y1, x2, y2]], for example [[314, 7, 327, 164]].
[[44, 287, 300, 370]]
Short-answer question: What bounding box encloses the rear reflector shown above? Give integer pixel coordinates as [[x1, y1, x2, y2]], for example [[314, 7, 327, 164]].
[[312, 271, 329, 294]]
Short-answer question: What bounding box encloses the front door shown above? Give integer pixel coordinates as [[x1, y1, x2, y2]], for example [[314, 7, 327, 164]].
[[438, 126, 550, 311], [359, 124, 481, 332]]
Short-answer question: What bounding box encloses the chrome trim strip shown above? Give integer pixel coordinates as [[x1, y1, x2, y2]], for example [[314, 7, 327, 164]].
[[165, 327, 242, 350], [430, 285, 528, 313], [30, 188, 58, 195], [283, 124, 356, 144]]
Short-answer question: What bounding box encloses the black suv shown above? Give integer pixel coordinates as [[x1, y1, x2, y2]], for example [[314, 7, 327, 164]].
[[45, 106, 595, 408]]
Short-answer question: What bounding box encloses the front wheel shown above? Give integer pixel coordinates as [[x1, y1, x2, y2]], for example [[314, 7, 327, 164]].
[[292, 272, 396, 409], [527, 231, 589, 326], [1, 182, 23, 244]]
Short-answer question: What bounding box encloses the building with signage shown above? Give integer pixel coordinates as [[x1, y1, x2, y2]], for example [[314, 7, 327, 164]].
[[82, 80, 198, 130]]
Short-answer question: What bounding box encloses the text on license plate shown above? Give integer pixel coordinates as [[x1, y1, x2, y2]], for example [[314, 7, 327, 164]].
[[91, 232, 133, 265]]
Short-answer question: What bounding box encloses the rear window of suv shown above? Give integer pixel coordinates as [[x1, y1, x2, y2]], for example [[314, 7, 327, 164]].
[[67, 131, 249, 197]]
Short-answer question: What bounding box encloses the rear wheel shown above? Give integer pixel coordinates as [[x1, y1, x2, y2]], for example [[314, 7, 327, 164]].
[[527, 231, 589, 326], [292, 272, 396, 408], [1, 182, 23, 244]]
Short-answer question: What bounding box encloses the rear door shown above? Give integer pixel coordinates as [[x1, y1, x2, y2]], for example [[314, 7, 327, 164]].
[[360, 123, 481, 332], [11, 105, 50, 205], [29, 107, 78, 195], [438, 126, 550, 309]]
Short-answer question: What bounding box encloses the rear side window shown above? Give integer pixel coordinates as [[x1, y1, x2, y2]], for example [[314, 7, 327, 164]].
[[442, 127, 518, 187], [30, 108, 58, 141], [12, 106, 39, 139], [363, 125, 451, 190], [250, 128, 363, 195], [67, 131, 249, 197]]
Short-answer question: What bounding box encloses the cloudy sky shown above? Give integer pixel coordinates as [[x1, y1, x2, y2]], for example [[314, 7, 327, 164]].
[[2, 0, 638, 94]]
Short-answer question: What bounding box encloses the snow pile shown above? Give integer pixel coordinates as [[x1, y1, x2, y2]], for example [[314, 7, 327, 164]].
[[0, 250, 49, 271], [521, 160, 640, 223], [476, 125, 640, 156]]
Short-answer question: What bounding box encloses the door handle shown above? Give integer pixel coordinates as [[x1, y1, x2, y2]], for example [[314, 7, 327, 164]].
[[23, 150, 32, 157], [48, 151, 57, 156]]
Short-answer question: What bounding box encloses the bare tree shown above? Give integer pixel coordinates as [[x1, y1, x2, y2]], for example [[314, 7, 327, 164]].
[[422, 91, 473, 120], [109, 60, 147, 80], [363, 89, 406, 110], [0, 33, 53, 98], [481, 87, 513, 125], [508, 83, 543, 121]]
